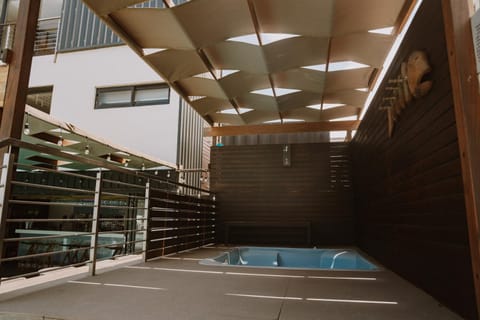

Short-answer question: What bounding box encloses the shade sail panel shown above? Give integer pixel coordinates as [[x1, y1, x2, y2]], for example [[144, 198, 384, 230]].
[[209, 113, 245, 125], [330, 33, 394, 67], [272, 69, 326, 94], [235, 94, 278, 112], [323, 90, 368, 107], [111, 8, 194, 49], [219, 72, 271, 98], [84, 0, 412, 131], [144, 49, 208, 82], [281, 108, 322, 122], [203, 42, 268, 74], [174, 0, 256, 48], [252, 0, 335, 37], [83, 0, 147, 16], [320, 105, 361, 120], [333, 0, 407, 36], [176, 77, 228, 100], [277, 91, 324, 113], [264, 37, 329, 73], [324, 68, 374, 93], [241, 110, 280, 124], [191, 97, 233, 116]]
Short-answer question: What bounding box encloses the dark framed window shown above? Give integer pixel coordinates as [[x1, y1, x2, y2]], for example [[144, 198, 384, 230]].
[[27, 85, 53, 114], [95, 84, 170, 109]]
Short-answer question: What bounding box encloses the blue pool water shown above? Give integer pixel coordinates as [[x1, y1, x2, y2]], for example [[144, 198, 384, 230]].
[[200, 247, 378, 271]]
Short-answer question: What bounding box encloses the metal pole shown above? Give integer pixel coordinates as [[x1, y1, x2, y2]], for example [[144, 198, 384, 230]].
[[89, 170, 102, 276], [143, 179, 150, 262]]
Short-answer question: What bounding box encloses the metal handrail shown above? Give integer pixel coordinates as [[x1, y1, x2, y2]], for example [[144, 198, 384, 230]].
[[0, 137, 216, 282], [0, 16, 61, 55], [11, 181, 96, 194], [0, 137, 213, 194]]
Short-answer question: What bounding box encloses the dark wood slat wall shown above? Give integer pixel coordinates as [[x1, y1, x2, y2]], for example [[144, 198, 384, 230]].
[[145, 189, 216, 259], [210, 143, 354, 246], [351, 0, 476, 318]]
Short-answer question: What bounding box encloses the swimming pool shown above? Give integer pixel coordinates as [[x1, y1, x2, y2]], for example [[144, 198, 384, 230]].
[[200, 247, 378, 271]]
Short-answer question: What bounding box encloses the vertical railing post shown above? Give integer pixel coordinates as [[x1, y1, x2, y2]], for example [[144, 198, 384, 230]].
[[53, 17, 61, 62], [0, 151, 15, 283], [143, 179, 150, 262], [89, 170, 102, 276]]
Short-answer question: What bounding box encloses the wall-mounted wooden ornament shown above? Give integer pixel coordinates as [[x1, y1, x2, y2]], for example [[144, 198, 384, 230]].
[[381, 50, 433, 137]]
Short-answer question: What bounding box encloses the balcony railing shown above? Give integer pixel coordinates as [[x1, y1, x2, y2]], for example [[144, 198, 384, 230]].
[[0, 138, 216, 282], [0, 16, 61, 56]]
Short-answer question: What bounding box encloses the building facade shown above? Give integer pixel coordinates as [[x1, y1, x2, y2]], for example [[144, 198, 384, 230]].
[[1, 0, 207, 188]]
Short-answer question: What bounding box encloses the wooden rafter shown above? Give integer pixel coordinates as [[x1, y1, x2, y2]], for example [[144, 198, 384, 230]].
[[204, 120, 359, 137]]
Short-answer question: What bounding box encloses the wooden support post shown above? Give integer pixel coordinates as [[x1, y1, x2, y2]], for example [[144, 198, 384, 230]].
[[0, 0, 40, 139], [0, 0, 39, 277], [442, 0, 480, 317]]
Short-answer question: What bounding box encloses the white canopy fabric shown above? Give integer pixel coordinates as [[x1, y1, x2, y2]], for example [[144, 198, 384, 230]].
[[84, 0, 411, 126]]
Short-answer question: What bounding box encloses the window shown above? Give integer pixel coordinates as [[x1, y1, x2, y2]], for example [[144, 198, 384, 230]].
[[95, 84, 170, 109], [27, 85, 53, 114]]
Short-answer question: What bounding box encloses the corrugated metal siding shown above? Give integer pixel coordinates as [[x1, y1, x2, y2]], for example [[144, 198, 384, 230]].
[[177, 99, 206, 192], [57, 0, 167, 52]]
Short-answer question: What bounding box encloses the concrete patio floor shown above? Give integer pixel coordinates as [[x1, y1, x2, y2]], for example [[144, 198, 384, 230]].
[[0, 246, 463, 320]]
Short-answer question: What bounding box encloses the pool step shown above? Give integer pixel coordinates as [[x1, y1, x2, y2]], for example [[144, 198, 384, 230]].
[[240, 250, 279, 267]]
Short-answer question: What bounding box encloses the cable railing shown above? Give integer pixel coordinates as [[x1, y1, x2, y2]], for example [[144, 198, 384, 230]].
[[0, 16, 61, 56], [0, 138, 216, 282]]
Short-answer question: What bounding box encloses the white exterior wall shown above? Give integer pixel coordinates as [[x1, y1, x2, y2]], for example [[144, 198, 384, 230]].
[[29, 45, 180, 164]]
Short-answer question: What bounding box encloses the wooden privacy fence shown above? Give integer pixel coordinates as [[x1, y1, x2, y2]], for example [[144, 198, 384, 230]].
[[145, 185, 216, 259]]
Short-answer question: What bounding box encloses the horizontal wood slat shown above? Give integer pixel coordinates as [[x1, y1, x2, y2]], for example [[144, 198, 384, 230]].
[[210, 143, 354, 245], [145, 189, 216, 260]]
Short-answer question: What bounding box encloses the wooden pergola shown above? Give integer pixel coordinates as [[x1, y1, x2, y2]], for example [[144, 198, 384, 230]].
[[0, 0, 479, 317]]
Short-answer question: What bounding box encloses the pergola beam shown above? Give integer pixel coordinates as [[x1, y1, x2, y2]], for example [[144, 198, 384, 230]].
[[204, 120, 359, 137]]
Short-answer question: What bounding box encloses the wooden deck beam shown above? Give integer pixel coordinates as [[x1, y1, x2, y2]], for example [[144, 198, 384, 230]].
[[204, 120, 359, 137]]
